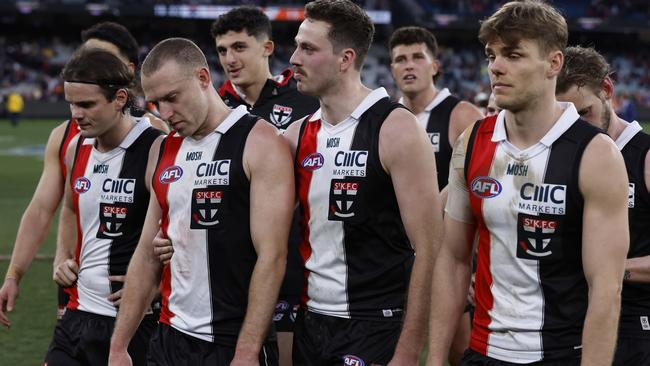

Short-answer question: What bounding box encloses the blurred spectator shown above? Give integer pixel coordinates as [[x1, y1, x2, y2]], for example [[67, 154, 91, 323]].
[[6, 91, 24, 127]]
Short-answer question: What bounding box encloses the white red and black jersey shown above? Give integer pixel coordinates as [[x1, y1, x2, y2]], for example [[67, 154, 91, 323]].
[[59, 119, 80, 180], [616, 121, 650, 335], [218, 69, 319, 131], [66, 119, 160, 317], [153, 106, 262, 345], [400, 88, 460, 189], [295, 88, 413, 321], [446, 104, 601, 363]]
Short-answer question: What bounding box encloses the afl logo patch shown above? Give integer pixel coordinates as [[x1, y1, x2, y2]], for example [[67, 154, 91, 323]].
[[343, 355, 364, 366], [159, 166, 183, 184], [301, 153, 324, 171], [73, 177, 91, 194], [471, 176, 502, 198]]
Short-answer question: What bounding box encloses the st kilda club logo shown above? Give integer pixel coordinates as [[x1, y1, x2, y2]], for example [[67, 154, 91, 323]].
[[190, 187, 223, 229], [97, 202, 130, 239], [329, 178, 363, 221]]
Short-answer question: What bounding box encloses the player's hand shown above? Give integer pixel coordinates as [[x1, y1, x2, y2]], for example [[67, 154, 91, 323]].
[[153, 231, 174, 265], [467, 273, 476, 307], [108, 348, 133, 366], [53, 259, 79, 287], [107, 275, 125, 306], [0, 278, 19, 328]]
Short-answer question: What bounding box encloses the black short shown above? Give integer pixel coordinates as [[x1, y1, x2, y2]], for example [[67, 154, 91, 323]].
[[613, 336, 650, 366], [292, 309, 401, 366], [57, 286, 69, 320], [460, 349, 580, 366], [275, 209, 305, 333], [147, 323, 278, 366], [45, 309, 157, 366], [273, 297, 300, 332]]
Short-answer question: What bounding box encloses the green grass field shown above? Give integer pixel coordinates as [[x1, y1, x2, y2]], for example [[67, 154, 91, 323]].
[[0, 118, 649, 365]]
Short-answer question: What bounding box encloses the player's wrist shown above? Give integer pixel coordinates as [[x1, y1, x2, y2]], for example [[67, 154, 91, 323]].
[[5, 264, 25, 283]]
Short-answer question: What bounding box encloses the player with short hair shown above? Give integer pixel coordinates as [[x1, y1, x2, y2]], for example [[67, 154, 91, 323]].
[[108, 37, 294, 366], [556, 45, 650, 366], [0, 21, 166, 328], [284, 1, 443, 364], [46, 48, 162, 365], [428, 1, 629, 365]]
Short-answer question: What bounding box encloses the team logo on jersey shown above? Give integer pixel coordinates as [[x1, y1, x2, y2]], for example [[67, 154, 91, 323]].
[[518, 183, 566, 215], [159, 166, 183, 184], [470, 176, 502, 198], [428, 132, 440, 153], [516, 213, 562, 260], [97, 203, 130, 238], [343, 355, 365, 366], [270, 104, 293, 127], [73, 177, 91, 194], [190, 188, 223, 229], [329, 178, 363, 220], [301, 153, 324, 171], [628, 183, 635, 208], [332, 150, 367, 177]]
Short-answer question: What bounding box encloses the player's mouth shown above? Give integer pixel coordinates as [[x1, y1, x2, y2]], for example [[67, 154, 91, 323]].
[[228, 68, 242, 78], [403, 74, 417, 82], [492, 82, 512, 91]]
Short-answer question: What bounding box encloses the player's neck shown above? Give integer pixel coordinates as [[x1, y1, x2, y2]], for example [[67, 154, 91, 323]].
[[237, 69, 273, 107], [606, 112, 628, 142], [504, 93, 564, 150], [96, 113, 136, 153], [319, 77, 372, 125], [402, 85, 438, 115], [193, 89, 232, 140]]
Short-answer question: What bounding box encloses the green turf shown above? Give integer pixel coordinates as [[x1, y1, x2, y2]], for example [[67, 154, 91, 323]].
[[0, 118, 648, 365]]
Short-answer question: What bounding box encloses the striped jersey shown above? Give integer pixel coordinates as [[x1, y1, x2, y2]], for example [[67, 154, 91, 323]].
[[67, 119, 160, 317], [400, 88, 460, 189], [446, 103, 600, 363], [153, 106, 261, 345], [59, 119, 80, 180], [616, 121, 650, 335], [295, 88, 413, 321]]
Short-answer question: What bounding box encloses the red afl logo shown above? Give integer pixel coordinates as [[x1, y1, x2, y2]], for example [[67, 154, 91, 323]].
[[159, 166, 183, 184], [471, 176, 502, 198], [73, 177, 91, 194], [301, 153, 324, 171]]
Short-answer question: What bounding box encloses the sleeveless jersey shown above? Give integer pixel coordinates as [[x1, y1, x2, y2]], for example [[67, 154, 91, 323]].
[[455, 104, 600, 362], [153, 106, 260, 345], [616, 121, 650, 335], [66, 119, 160, 317], [295, 88, 413, 321], [59, 119, 80, 180]]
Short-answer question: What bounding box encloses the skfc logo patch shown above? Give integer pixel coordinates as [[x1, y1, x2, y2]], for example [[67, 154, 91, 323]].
[[301, 153, 324, 171], [159, 166, 183, 184], [97, 203, 130, 239], [516, 213, 562, 260], [343, 355, 365, 366], [471, 176, 502, 198], [270, 104, 293, 127], [190, 188, 223, 229], [73, 177, 91, 194]]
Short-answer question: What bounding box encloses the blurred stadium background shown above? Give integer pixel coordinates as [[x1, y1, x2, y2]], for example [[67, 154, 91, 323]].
[[0, 0, 648, 364]]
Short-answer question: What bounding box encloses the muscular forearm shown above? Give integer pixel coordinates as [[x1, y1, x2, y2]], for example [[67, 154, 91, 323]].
[[111, 250, 161, 351], [235, 255, 286, 359], [393, 252, 433, 362], [54, 204, 76, 270], [624, 256, 650, 283], [426, 253, 471, 366], [580, 287, 621, 366]]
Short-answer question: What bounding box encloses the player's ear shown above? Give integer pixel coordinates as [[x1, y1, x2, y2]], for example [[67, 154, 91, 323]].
[[197, 67, 212, 88], [547, 49, 563, 78], [602, 77, 614, 100], [263, 39, 274, 58], [114, 89, 128, 111], [339, 48, 356, 72]]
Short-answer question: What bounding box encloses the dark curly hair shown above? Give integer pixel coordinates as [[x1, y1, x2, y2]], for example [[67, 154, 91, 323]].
[[210, 6, 272, 41]]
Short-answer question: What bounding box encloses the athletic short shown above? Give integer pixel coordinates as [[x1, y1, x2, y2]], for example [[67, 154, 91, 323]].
[[45, 309, 157, 366], [57, 286, 69, 320], [460, 349, 580, 366], [147, 323, 278, 366], [292, 309, 401, 366], [276, 210, 304, 332], [612, 336, 650, 365]]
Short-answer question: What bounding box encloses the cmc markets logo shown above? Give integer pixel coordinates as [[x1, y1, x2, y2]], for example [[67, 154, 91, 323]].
[[470, 176, 502, 198], [73, 177, 91, 194], [301, 152, 324, 171], [159, 165, 183, 184], [343, 355, 365, 366]]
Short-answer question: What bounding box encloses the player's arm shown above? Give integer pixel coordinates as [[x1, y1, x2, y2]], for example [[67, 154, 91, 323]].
[[53, 135, 81, 287], [580, 134, 629, 366], [426, 128, 476, 366], [0, 122, 68, 327], [379, 108, 444, 364], [282, 115, 306, 160], [109, 138, 164, 366], [623, 149, 650, 283], [232, 121, 294, 365], [447, 101, 483, 147]]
